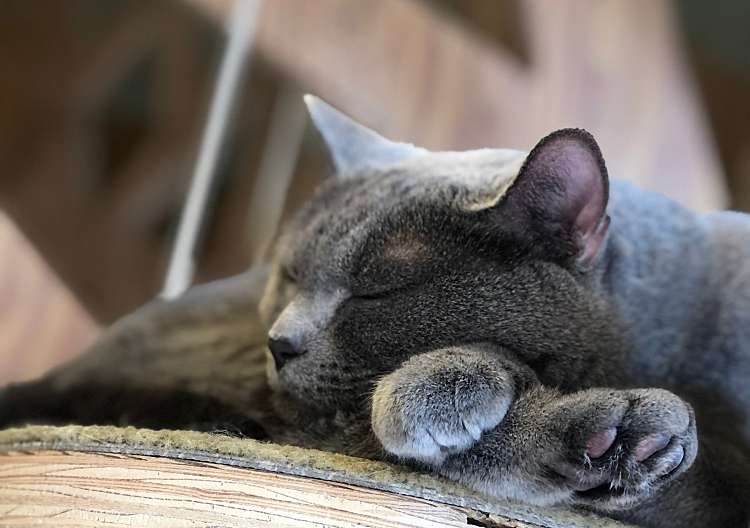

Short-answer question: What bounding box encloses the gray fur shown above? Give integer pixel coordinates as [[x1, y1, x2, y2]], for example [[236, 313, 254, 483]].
[[259, 98, 750, 527]]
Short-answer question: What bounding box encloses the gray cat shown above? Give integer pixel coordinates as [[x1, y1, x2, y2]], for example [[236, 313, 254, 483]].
[[1, 94, 747, 527], [258, 96, 750, 527]]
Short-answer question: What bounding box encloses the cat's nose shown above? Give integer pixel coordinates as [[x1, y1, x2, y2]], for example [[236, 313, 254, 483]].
[[267, 336, 306, 370]]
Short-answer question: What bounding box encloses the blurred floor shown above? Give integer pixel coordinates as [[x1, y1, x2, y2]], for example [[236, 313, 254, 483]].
[[0, 212, 98, 385]]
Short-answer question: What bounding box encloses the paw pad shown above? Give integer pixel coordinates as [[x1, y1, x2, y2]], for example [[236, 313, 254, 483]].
[[634, 432, 671, 462], [585, 427, 617, 458]]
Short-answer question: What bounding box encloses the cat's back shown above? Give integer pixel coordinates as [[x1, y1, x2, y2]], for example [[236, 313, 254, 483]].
[[682, 208, 750, 445], [607, 180, 750, 441], [697, 208, 750, 408]]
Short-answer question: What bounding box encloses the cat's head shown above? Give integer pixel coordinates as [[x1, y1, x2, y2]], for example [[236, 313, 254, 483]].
[[259, 96, 618, 422]]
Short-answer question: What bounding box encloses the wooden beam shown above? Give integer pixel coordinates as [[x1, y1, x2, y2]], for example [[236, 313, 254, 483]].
[[0, 450, 530, 528]]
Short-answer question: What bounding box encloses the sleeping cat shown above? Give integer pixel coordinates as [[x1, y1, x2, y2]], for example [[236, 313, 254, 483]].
[[1, 95, 747, 527], [258, 96, 750, 527]]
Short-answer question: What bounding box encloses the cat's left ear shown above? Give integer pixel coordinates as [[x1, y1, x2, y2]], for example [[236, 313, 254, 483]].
[[497, 129, 610, 269], [304, 95, 426, 175]]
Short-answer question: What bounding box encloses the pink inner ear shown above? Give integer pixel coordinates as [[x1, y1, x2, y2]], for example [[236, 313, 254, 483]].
[[556, 141, 606, 238], [564, 144, 608, 266], [529, 133, 608, 264]]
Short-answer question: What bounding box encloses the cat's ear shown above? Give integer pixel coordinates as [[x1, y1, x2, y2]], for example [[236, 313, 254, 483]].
[[498, 129, 610, 268], [304, 95, 425, 175]]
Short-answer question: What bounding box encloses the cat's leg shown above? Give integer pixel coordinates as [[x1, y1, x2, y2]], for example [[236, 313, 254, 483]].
[[0, 377, 268, 437], [372, 347, 701, 515], [438, 385, 750, 527], [437, 386, 697, 510], [371, 344, 537, 465]]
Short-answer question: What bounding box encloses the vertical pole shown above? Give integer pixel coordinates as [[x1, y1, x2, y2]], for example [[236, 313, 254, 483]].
[[162, 0, 261, 299]]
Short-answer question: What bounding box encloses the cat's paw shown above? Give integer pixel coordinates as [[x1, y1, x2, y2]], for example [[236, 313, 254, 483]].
[[371, 347, 515, 465], [548, 388, 697, 510]]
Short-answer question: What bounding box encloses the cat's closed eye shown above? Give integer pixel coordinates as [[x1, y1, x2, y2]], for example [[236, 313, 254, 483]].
[[352, 289, 394, 301], [351, 259, 427, 301], [351, 274, 422, 301]]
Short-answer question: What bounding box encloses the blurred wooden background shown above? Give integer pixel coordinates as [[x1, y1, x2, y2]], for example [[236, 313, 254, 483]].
[[0, 0, 748, 385], [0, 214, 96, 384]]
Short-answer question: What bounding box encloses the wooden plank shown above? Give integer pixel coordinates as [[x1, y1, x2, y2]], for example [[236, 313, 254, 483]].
[[0, 451, 524, 528]]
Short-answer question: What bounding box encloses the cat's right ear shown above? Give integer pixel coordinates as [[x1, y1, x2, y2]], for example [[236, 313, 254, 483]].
[[304, 95, 425, 175], [494, 128, 610, 269]]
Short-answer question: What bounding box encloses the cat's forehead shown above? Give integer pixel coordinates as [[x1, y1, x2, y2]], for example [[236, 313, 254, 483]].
[[397, 148, 525, 182], [282, 147, 527, 282], [394, 148, 526, 209], [303, 147, 527, 227]]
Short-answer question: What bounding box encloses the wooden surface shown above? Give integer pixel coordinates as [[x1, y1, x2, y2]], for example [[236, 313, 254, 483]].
[[0, 450, 527, 528], [0, 214, 97, 385], [192, 0, 726, 213]]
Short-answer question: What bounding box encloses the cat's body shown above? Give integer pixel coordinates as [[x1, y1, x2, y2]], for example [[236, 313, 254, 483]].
[[605, 181, 750, 444], [258, 98, 750, 527]]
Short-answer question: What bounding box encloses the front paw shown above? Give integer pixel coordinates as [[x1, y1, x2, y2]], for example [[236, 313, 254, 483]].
[[371, 346, 516, 465], [548, 388, 697, 511]]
